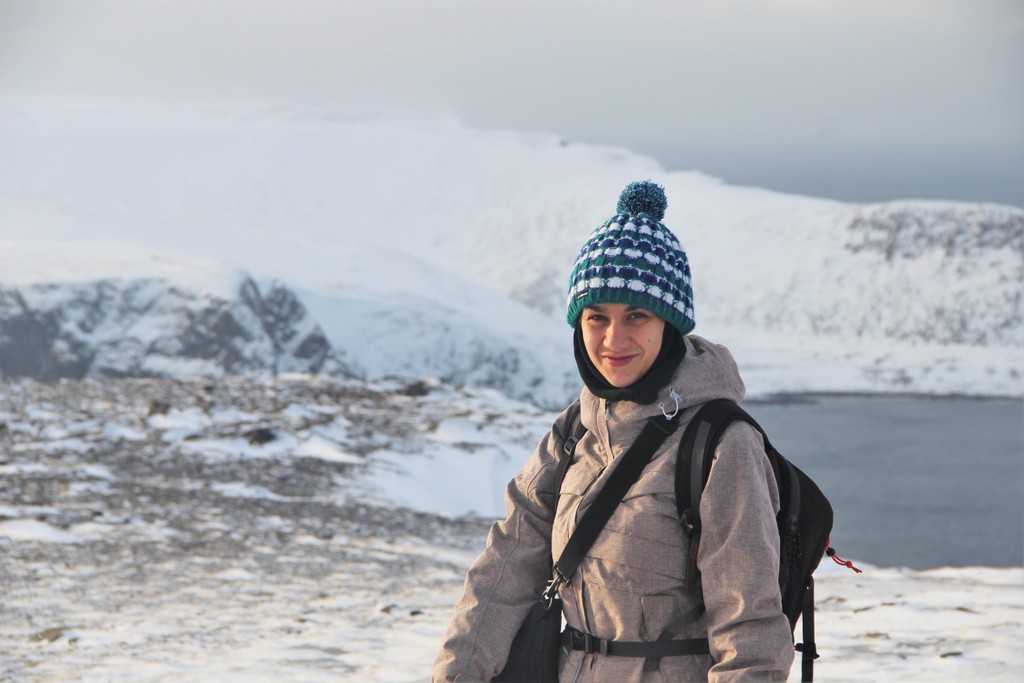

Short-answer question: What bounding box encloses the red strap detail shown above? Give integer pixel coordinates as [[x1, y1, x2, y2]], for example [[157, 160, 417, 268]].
[[825, 538, 863, 574]]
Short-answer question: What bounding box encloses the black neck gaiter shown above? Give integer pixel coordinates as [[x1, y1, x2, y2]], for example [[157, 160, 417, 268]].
[[573, 323, 686, 405]]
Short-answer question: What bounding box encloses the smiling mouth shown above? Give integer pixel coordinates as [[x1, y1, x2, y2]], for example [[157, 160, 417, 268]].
[[603, 354, 637, 367]]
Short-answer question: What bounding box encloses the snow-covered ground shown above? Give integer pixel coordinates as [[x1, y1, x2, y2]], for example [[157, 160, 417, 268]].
[[1, 376, 1021, 682]]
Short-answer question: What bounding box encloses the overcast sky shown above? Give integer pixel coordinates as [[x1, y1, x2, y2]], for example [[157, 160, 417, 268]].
[[1, 0, 1022, 205]]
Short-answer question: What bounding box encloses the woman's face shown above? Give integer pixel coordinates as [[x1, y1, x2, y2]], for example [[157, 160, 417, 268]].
[[580, 303, 665, 388]]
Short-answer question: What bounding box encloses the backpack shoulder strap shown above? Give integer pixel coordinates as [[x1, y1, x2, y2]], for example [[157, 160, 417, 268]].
[[676, 399, 746, 519], [675, 398, 776, 590], [555, 400, 587, 497]]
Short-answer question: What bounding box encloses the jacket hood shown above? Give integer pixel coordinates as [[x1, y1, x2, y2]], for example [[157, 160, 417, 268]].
[[579, 334, 745, 432]]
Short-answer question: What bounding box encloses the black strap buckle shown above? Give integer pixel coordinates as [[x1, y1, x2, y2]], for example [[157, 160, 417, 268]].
[[581, 633, 609, 656], [542, 569, 566, 609]]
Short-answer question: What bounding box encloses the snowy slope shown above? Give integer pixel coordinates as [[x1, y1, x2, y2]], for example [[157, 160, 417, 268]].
[[0, 95, 1021, 401]]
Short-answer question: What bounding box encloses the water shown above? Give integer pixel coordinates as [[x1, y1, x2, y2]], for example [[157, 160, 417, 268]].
[[745, 394, 1024, 570]]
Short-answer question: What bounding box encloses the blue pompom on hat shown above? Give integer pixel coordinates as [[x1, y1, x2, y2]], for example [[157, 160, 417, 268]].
[[566, 180, 695, 336]]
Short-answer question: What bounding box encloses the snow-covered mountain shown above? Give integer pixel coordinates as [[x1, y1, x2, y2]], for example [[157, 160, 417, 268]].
[[0, 243, 334, 379], [0, 96, 1020, 402]]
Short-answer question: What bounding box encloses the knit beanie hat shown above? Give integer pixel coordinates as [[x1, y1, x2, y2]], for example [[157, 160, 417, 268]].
[[566, 181, 695, 336]]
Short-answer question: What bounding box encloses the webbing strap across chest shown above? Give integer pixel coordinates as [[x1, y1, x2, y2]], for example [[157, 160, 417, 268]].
[[543, 412, 679, 604]]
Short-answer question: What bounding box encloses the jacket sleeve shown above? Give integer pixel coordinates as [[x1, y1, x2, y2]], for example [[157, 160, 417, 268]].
[[431, 405, 576, 683], [698, 422, 795, 682]]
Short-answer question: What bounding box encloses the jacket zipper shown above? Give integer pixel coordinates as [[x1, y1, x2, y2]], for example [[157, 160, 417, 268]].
[[569, 652, 585, 683], [568, 398, 613, 683]]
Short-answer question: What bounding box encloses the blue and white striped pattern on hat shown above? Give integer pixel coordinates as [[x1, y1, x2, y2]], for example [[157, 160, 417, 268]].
[[565, 181, 695, 336]]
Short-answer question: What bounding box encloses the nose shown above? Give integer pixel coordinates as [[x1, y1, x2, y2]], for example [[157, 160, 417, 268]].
[[605, 319, 629, 350]]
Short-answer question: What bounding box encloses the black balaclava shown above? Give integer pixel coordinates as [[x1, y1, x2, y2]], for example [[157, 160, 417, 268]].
[[574, 322, 686, 405]]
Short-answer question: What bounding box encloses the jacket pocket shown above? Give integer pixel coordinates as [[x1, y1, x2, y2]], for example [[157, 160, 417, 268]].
[[640, 593, 677, 641], [557, 459, 604, 524], [553, 459, 604, 555], [558, 459, 603, 498]]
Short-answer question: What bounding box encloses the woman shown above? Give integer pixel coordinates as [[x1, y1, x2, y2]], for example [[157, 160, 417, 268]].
[[433, 181, 794, 682]]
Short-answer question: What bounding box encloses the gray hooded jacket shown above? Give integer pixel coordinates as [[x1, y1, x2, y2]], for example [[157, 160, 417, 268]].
[[433, 335, 794, 682]]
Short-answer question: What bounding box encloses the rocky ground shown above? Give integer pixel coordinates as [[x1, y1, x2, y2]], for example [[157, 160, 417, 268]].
[[0, 376, 499, 682], [1, 377, 1021, 682]]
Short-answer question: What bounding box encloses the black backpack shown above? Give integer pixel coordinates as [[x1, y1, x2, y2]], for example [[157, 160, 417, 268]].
[[557, 398, 848, 682]]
